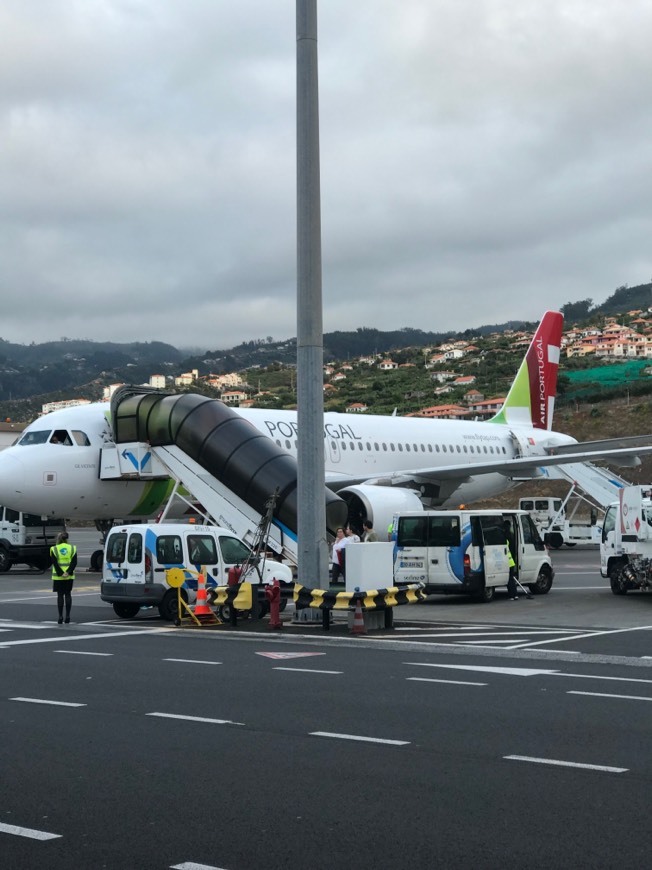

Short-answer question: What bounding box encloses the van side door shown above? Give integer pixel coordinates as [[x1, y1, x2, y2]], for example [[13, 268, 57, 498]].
[[477, 517, 510, 586], [600, 505, 619, 578], [514, 515, 542, 582], [186, 532, 220, 587]]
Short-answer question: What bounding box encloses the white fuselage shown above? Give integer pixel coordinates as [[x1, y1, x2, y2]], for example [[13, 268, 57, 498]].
[[0, 401, 575, 520]]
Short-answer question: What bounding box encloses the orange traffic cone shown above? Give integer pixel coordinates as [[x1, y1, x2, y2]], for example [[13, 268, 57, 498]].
[[350, 599, 366, 636], [194, 573, 213, 616]]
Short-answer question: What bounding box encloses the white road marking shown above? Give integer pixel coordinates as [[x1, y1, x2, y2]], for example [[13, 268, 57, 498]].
[[407, 677, 487, 686], [505, 755, 627, 773], [273, 667, 342, 674], [568, 690, 652, 702], [147, 713, 244, 726], [559, 673, 652, 685], [0, 628, 172, 648], [164, 659, 222, 665], [0, 620, 49, 630], [0, 821, 62, 840], [506, 623, 652, 650], [405, 662, 558, 677], [171, 863, 228, 869], [53, 650, 113, 657], [310, 731, 409, 746], [11, 697, 86, 708]]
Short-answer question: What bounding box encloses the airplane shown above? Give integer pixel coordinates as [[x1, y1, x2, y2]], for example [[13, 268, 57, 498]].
[[0, 310, 651, 550]]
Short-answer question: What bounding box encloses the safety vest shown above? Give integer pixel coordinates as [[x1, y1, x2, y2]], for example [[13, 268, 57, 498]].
[[506, 543, 515, 568], [51, 543, 77, 580]]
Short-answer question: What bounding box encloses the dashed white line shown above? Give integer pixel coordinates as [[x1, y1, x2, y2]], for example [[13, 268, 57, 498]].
[[0, 821, 62, 841], [53, 650, 113, 657], [405, 662, 558, 677], [10, 697, 86, 708], [407, 677, 487, 686], [568, 690, 652, 702], [310, 731, 409, 746], [273, 667, 342, 674], [163, 659, 222, 665], [505, 755, 627, 773], [147, 712, 244, 726], [0, 628, 172, 648], [171, 862, 227, 869]]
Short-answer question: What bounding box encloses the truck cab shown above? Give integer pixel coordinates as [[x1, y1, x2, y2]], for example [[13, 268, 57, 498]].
[[600, 486, 652, 594], [0, 506, 66, 572], [101, 523, 293, 621], [392, 509, 553, 602]]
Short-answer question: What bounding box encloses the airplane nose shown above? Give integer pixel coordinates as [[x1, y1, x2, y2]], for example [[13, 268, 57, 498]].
[[0, 453, 25, 508]]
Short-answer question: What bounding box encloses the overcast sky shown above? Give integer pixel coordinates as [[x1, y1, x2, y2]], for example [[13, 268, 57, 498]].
[[2, 1, 652, 351]]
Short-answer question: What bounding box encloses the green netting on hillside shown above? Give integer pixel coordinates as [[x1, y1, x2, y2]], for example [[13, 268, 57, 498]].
[[565, 360, 650, 386]]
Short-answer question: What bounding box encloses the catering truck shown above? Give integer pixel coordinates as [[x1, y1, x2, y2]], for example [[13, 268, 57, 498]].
[[392, 508, 553, 601], [600, 485, 652, 595]]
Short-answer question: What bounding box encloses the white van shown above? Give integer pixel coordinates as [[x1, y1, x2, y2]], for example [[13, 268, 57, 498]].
[[392, 509, 553, 601], [100, 523, 293, 621]]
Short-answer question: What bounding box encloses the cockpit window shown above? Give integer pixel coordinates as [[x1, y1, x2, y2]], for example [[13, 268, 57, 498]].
[[72, 430, 91, 446], [18, 430, 51, 446], [50, 430, 73, 446]]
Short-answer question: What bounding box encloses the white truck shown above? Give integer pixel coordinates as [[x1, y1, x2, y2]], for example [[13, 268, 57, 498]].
[[600, 485, 652, 595], [519, 494, 601, 549], [101, 522, 294, 620], [392, 508, 554, 601], [0, 505, 66, 572]]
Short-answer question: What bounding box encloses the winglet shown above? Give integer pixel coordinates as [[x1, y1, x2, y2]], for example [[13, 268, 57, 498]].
[[489, 311, 564, 430]]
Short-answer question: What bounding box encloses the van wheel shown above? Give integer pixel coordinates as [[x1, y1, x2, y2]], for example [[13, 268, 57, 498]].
[[529, 567, 553, 595], [0, 547, 12, 573], [476, 584, 495, 603], [158, 590, 180, 621], [90, 550, 104, 571], [113, 602, 140, 619]]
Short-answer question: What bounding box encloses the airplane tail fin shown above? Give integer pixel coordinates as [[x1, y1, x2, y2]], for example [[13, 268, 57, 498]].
[[489, 310, 564, 430]]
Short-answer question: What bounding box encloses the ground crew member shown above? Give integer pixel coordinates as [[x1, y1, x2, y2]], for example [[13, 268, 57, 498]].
[[362, 520, 379, 542], [503, 520, 518, 600], [50, 531, 77, 624]]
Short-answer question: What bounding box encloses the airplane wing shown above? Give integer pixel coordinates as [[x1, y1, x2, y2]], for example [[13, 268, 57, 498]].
[[325, 442, 652, 490]]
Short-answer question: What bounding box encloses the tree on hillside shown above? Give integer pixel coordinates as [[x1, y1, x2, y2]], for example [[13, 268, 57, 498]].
[[560, 299, 593, 323]]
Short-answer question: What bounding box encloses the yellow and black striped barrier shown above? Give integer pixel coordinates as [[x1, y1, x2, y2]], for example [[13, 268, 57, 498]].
[[210, 583, 253, 611], [293, 583, 425, 611]]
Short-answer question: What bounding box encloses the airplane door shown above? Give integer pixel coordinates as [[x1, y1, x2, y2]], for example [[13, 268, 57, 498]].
[[476, 516, 509, 585], [325, 434, 342, 465]]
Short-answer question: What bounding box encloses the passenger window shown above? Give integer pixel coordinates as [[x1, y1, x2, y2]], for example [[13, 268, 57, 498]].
[[156, 536, 183, 564], [406, 444, 411, 452], [107, 534, 127, 563], [188, 535, 218, 565], [127, 533, 143, 563], [358, 442, 363, 450]]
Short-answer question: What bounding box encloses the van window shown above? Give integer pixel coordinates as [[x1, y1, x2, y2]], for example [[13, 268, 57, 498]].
[[428, 516, 460, 547], [520, 500, 534, 511], [477, 517, 505, 545], [107, 533, 127, 563], [397, 517, 427, 547], [156, 535, 183, 564], [188, 535, 218, 565], [219, 536, 251, 564], [521, 515, 541, 545], [127, 533, 143, 563], [535, 500, 550, 511]]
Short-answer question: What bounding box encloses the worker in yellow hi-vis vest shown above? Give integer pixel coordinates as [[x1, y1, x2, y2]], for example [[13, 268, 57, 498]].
[[50, 531, 78, 624]]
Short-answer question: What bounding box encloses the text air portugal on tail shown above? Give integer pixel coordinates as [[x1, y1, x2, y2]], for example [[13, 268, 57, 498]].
[[489, 310, 564, 432]]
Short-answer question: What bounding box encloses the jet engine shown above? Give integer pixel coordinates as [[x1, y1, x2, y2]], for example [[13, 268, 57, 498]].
[[337, 484, 424, 538]]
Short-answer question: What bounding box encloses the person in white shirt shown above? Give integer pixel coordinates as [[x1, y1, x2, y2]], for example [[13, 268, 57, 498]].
[[331, 527, 346, 585]]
